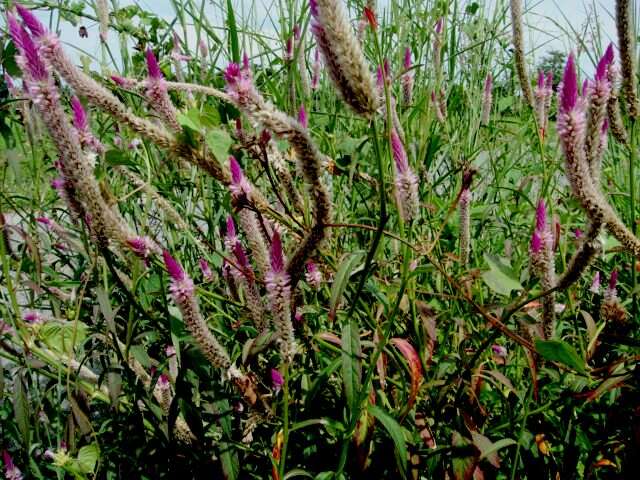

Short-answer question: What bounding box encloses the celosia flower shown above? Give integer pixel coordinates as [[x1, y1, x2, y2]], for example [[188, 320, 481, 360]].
[[305, 261, 322, 288], [616, 0, 639, 119], [2, 450, 23, 480], [110, 75, 136, 89], [23, 311, 42, 324], [126, 236, 159, 259], [401, 47, 414, 104], [459, 188, 471, 265], [71, 96, 104, 153], [271, 368, 284, 392], [509, 0, 534, 106], [391, 128, 419, 221], [224, 61, 258, 107], [7, 13, 48, 82], [309, 0, 378, 116], [265, 231, 295, 359], [162, 250, 232, 370], [298, 104, 308, 128], [199, 258, 214, 282], [491, 345, 507, 358], [311, 49, 321, 90], [15, 4, 46, 37], [229, 156, 252, 199], [144, 48, 180, 131], [481, 73, 492, 126]]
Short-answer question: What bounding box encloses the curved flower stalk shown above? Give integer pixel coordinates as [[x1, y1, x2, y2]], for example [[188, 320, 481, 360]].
[[224, 60, 331, 287], [8, 14, 144, 252], [509, 0, 534, 107], [71, 96, 105, 153], [309, 0, 379, 116], [401, 47, 414, 104], [14, 5, 231, 187], [145, 48, 181, 132], [266, 231, 295, 360], [606, 62, 629, 145], [390, 128, 419, 222], [481, 73, 492, 126], [458, 188, 471, 265], [229, 156, 271, 277], [615, 0, 639, 119], [557, 54, 640, 258], [162, 250, 240, 378], [529, 200, 556, 338]]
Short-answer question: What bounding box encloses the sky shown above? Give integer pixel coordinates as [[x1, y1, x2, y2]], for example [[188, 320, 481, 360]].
[[14, 1, 622, 73]]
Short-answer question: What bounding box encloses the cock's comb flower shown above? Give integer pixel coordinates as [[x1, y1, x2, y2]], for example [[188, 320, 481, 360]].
[[126, 236, 159, 259], [305, 261, 322, 288], [144, 48, 180, 131], [590, 271, 601, 294], [199, 258, 214, 282], [271, 368, 284, 392], [7, 13, 48, 82], [15, 4, 46, 37], [391, 128, 419, 222], [266, 231, 295, 359], [401, 46, 414, 104], [298, 104, 308, 129], [71, 96, 105, 153], [229, 156, 253, 199], [224, 61, 258, 106], [481, 73, 492, 125], [2, 450, 23, 480], [309, 0, 378, 116]]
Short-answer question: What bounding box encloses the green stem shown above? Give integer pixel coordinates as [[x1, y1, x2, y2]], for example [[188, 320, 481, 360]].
[[278, 361, 290, 479], [629, 120, 637, 319]]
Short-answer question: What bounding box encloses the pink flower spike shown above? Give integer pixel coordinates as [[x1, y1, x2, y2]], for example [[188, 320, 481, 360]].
[[596, 43, 614, 81], [530, 230, 543, 254], [298, 104, 308, 128], [491, 344, 507, 357], [390, 128, 408, 173], [608, 269, 618, 290], [242, 52, 250, 70], [403, 47, 412, 70], [166, 345, 176, 357], [35, 216, 52, 227], [574, 228, 583, 239], [537, 70, 545, 89], [309, 0, 319, 17], [199, 258, 214, 281], [294, 24, 301, 41], [71, 96, 88, 131], [305, 261, 322, 288], [535, 199, 547, 232], [127, 236, 157, 258], [163, 250, 186, 282], [435, 17, 444, 34], [23, 311, 42, 323], [15, 3, 47, 38], [271, 368, 284, 392], [2, 450, 22, 480], [229, 155, 243, 185], [270, 230, 285, 273], [158, 373, 170, 387], [590, 271, 601, 294], [8, 14, 48, 81], [232, 241, 251, 271], [545, 71, 553, 89], [560, 54, 578, 113], [226, 215, 237, 239], [145, 48, 162, 79]]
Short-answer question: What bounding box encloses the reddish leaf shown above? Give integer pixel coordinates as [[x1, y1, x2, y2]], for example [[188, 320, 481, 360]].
[[390, 338, 423, 415]]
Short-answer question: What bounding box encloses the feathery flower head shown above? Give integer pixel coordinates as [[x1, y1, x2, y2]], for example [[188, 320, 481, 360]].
[[224, 61, 256, 105], [284, 36, 294, 61], [158, 373, 170, 388], [163, 250, 195, 301], [242, 52, 250, 70], [535, 199, 547, 232], [608, 269, 618, 291], [491, 344, 507, 358], [484, 73, 493, 93], [145, 48, 162, 79], [110, 75, 135, 88], [8, 14, 48, 81], [224, 215, 238, 251], [271, 368, 284, 392], [560, 54, 579, 113], [199, 258, 214, 281], [232, 241, 251, 270], [596, 43, 615, 81], [23, 311, 43, 324], [305, 261, 322, 288], [2, 450, 22, 480], [293, 24, 301, 41], [71, 96, 88, 131], [270, 230, 285, 273], [127, 236, 158, 259], [199, 38, 208, 57], [574, 228, 583, 239], [229, 156, 252, 198], [309, 0, 319, 17], [391, 128, 408, 173], [545, 71, 553, 89], [16, 4, 46, 38], [35, 216, 52, 227], [481, 73, 493, 125], [537, 70, 545, 89], [163, 250, 186, 283], [530, 230, 543, 254], [4, 73, 16, 90], [435, 17, 444, 34], [404, 47, 412, 70], [298, 104, 308, 129], [51, 177, 66, 190]]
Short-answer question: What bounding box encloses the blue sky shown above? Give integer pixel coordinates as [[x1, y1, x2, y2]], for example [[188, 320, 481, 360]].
[[22, 1, 620, 73]]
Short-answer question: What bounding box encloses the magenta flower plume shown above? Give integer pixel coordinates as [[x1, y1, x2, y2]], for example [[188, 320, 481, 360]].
[[163, 250, 186, 283], [2, 450, 22, 480], [71, 96, 88, 131], [8, 14, 48, 81], [242, 52, 250, 70], [545, 71, 553, 89], [15, 3, 47, 38], [536, 199, 547, 232], [145, 48, 162, 79], [233, 241, 251, 272], [404, 47, 412, 70], [127, 236, 159, 259], [596, 43, 614, 81], [199, 258, 214, 281], [271, 368, 284, 391], [537, 70, 545, 89], [391, 128, 408, 173], [298, 104, 308, 129], [590, 271, 601, 294], [481, 73, 493, 125], [229, 155, 252, 198], [530, 230, 543, 254], [305, 261, 322, 288], [435, 17, 444, 34], [226, 215, 237, 241], [608, 269, 618, 291], [560, 54, 579, 114], [270, 230, 285, 273]]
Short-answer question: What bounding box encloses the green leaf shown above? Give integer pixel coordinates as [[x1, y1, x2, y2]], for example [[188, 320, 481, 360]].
[[535, 339, 586, 374], [177, 110, 201, 131], [77, 444, 99, 474], [481, 253, 523, 296], [341, 320, 362, 412], [206, 128, 233, 162], [367, 405, 408, 477], [104, 149, 136, 167], [13, 373, 30, 446], [226, 0, 240, 63], [328, 251, 365, 321]]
